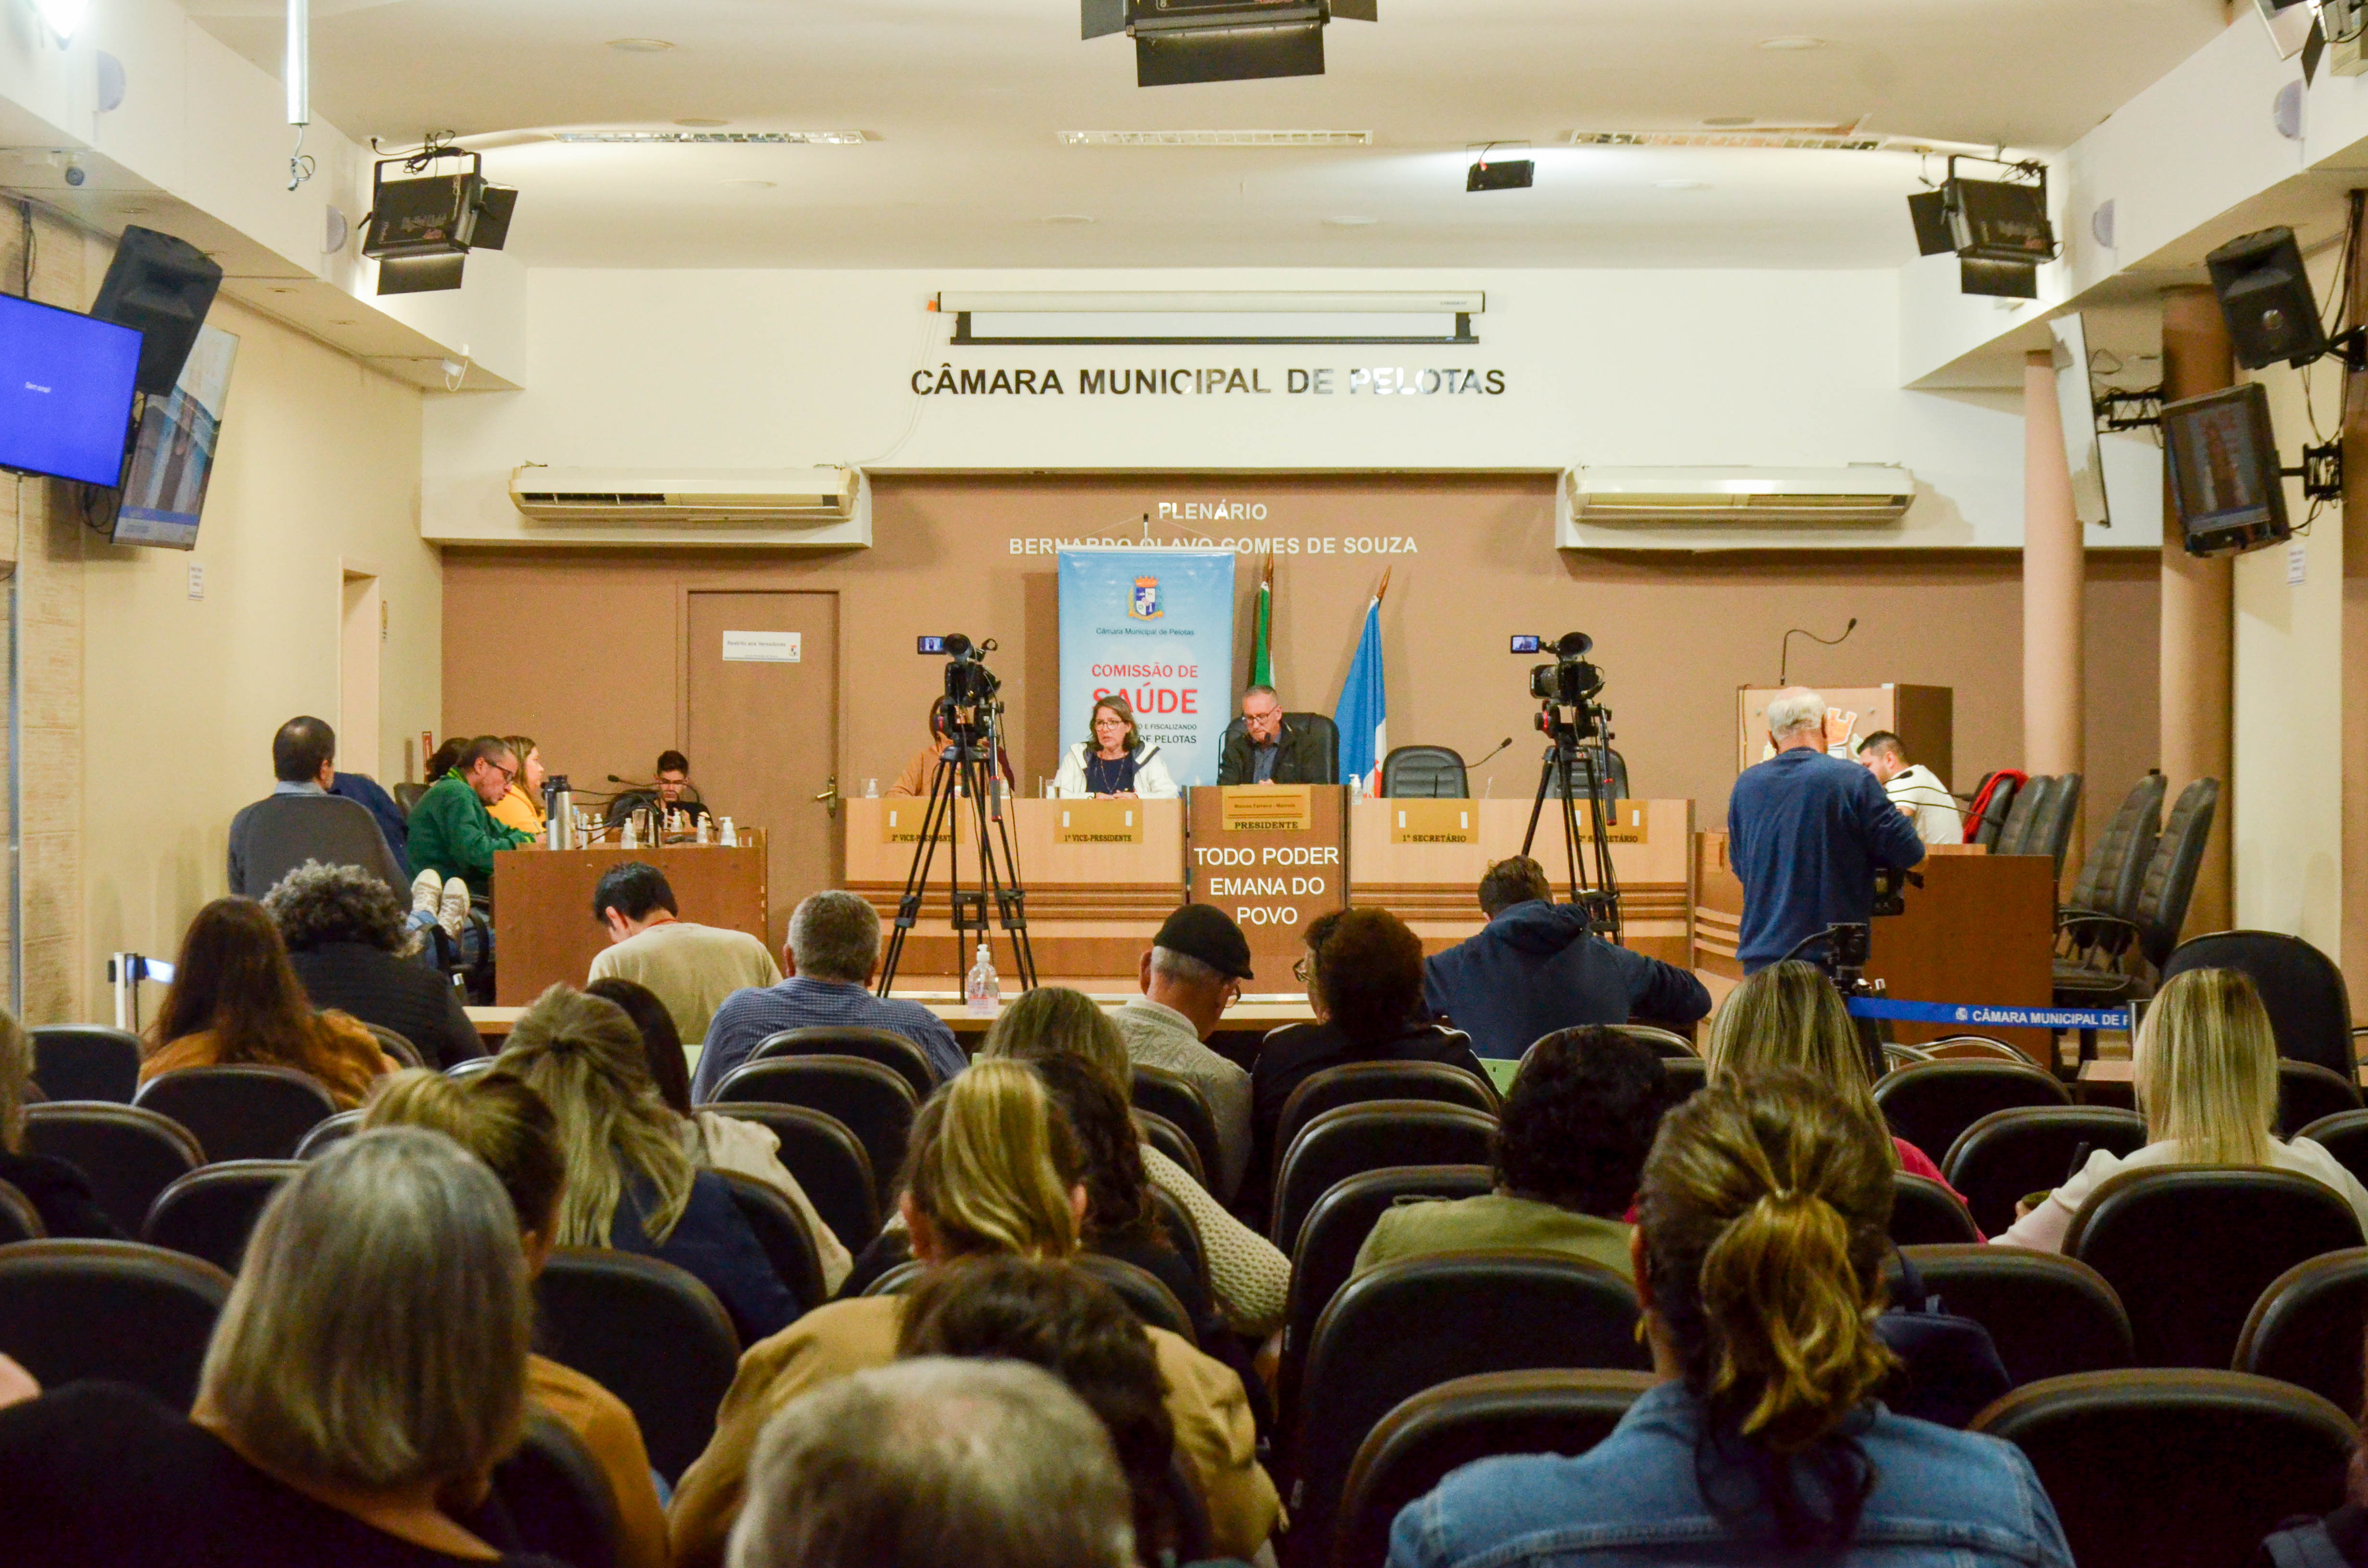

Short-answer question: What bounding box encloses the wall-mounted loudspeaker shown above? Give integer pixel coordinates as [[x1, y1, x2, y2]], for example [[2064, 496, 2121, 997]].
[[2205, 226, 2327, 370], [90, 226, 223, 396]]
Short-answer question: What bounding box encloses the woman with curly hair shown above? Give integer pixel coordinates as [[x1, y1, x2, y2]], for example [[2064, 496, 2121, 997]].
[[263, 861, 482, 1069]]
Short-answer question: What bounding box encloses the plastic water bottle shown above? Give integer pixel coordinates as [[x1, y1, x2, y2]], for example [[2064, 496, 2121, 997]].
[[965, 942, 1001, 1016]]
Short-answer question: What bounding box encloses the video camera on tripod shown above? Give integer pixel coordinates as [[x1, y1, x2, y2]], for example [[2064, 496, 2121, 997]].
[[1510, 631, 1623, 941], [1777, 863, 1924, 1079]]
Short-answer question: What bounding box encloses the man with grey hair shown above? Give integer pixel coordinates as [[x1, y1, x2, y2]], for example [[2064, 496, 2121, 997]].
[[727, 1358, 1135, 1568], [1728, 686, 1925, 974], [1216, 684, 1332, 785], [693, 888, 965, 1101], [1113, 904, 1255, 1200]]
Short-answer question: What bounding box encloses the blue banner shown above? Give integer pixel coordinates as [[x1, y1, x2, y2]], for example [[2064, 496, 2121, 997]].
[[1844, 996, 2135, 1032], [1058, 549, 1237, 788]]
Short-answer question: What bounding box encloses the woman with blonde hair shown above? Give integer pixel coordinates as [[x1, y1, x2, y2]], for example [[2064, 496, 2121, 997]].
[[1054, 694, 1179, 799], [1389, 1072, 2072, 1566], [668, 1058, 1279, 1568], [495, 983, 794, 1342], [1996, 967, 2368, 1250], [486, 735, 546, 836]]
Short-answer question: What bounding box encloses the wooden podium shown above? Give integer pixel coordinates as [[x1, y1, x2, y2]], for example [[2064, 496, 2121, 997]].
[[1185, 785, 1348, 993], [493, 840, 769, 1006], [1737, 686, 1953, 787]]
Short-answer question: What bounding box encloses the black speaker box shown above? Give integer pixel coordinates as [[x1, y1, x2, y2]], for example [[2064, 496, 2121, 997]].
[[91, 226, 222, 397], [2207, 226, 2328, 369]]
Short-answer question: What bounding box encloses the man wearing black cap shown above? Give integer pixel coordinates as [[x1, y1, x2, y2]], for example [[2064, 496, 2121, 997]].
[[1114, 904, 1255, 1202]]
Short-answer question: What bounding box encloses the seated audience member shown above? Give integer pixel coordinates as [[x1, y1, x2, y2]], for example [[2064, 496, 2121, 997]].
[[696, 889, 964, 1101], [1111, 904, 1255, 1200], [1355, 1026, 1664, 1282], [981, 985, 1288, 1338], [0, 1128, 577, 1567], [264, 861, 482, 1069], [326, 767, 409, 872], [1998, 967, 2368, 1250], [422, 736, 466, 785], [141, 897, 399, 1109], [888, 699, 955, 797], [1054, 695, 1180, 800], [497, 984, 796, 1343], [407, 735, 536, 899], [670, 1060, 1278, 1568], [0, 1006, 121, 1237], [1249, 907, 1490, 1215], [1423, 856, 1709, 1059], [361, 1071, 667, 1568], [1705, 959, 1972, 1211], [2254, 1342, 2368, 1567], [1855, 731, 1965, 845], [588, 975, 852, 1293], [1215, 684, 1328, 786], [896, 1257, 1182, 1568], [587, 861, 780, 1048], [226, 715, 407, 898], [1386, 1072, 2073, 1568], [725, 1359, 1135, 1568], [486, 735, 548, 836]]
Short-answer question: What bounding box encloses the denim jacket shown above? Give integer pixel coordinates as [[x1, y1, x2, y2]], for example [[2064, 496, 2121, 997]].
[[1387, 1381, 2071, 1568]]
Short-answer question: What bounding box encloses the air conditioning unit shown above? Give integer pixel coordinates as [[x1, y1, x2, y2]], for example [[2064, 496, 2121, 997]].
[[1569, 466, 1916, 528], [508, 466, 861, 526]]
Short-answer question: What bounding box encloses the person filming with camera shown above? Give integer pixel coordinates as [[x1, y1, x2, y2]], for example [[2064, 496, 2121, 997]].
[[1053, 695, 1179, 800], [1727, 687, 1925, 976]]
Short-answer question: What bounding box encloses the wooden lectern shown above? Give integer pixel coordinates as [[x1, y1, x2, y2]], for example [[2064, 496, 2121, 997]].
[[1186, 785, 1348, 992]]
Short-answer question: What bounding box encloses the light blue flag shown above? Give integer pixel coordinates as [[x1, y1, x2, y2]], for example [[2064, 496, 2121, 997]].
[[1333, 587, 1387, 794]]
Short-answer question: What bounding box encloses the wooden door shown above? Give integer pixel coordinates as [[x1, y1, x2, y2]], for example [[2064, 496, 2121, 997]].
[[687, 592, 839, 954]]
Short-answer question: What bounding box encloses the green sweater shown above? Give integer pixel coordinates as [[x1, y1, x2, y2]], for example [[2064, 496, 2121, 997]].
[[405, 774, 533, 896], [1351, 1191, 1634, 1282]]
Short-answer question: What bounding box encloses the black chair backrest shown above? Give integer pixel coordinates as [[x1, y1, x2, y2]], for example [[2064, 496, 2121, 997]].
[[1993, 774, 2057, 858], [712, 1055, 916, 1201], [29, 1025, 142, 1103], [478, 1412, 624, 1568], [2301, 1109, 2368, 1193], [1659, 1056, 1707, 1102], [362, 1023, 422, 1069], [391, 780, 428, 818], [1542, 746, 1628, 802], [1147, 1182, 1209, 1296], [1972, 1369, 2356, 1568], [23, 1102, 203, 1235], [133, 1064, 340, 1163], [1603, 1023, 1697, 1059], [447, 1055, 498, 1081], [712, 1169, 827, 1314], [2163, 930, 2356, 1078], [1379, 746, 1468, 799], [535, 1248, 741, 1483], [1971, 772, 2021, 851], [0, 1178, 43, 1242], [1135, 1109, 1206, 1188], [293, 1107, 366, 1158], [2066, 1165, 2365, 1368], [1130, 1065, 1224, 1192], [0, 1238, 231, 1407], [1274, 1057, 1498, 1176], [2132, 778, 2220, 970], [2279, 1060, 2365, 1138], [1271, 1101, 1498, 1252], [141, 1160, 302, 1274], [1076, 1253, 1197, 1344], [1942, 1105, 2148, 1236], [697, 1102, 879, 1251], [2033, 772, 2083, 879], [1889, 1172, 1980, 1246], [1888, 1244, 2133, 1388], [1873, 1058, 2071, 1164], [753, 1025, 937, 1100], [2238, 1247, 2368, 1419], [2064, 773, 2166, 925], [1333, 1369, 1656, 1568], [1293, 1251, 1648, 1568]]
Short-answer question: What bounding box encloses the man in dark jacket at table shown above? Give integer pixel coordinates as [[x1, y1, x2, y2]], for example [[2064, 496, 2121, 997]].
[[1423, 856, 1711, 1060], [1214, 686, 1333, 785]]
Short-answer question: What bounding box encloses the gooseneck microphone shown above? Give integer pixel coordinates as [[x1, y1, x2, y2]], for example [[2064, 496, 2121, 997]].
[[1468, 737, 1514, 771], [1778, 617, 1857, 686]]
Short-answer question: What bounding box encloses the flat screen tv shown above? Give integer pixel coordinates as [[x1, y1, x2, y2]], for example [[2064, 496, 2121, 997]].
[[2161, 381, 2290, 557], [2049, 313, 2110, 529], [0, 292, 143, 487], [108, 323, 237, 550]]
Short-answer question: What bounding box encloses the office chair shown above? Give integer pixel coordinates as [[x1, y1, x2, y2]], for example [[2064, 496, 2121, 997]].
[[1378, 746, 1468, 798]]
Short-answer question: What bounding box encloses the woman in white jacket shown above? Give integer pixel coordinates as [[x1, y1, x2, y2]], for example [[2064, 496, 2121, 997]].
[[1052, 693, 1179, 799]]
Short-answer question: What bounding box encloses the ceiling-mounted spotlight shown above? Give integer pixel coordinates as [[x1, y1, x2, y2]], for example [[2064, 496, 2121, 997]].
[[361, 139, 517, 295], [1467, 144, 1533, 192], [33, 0, 88, 44], [1082, 0, 1375, 87], [1907, 154, 2055, 299]]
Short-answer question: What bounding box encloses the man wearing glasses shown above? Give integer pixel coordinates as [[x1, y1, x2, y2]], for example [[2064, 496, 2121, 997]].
[[407, 734, 536, 899], [1112, 904, 1256, 1203]]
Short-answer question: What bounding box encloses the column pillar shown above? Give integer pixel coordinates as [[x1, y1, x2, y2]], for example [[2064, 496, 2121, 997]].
[[2023, 348, 2085, 876], [2341, 199, 2368, 1018], [2159, 284, 2235, 934]]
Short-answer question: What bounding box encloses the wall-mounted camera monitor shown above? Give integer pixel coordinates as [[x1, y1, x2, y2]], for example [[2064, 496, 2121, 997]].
[[2162, 382, 2291, 557], [108, 323, 238, 550], [0, 293, 143, 488]]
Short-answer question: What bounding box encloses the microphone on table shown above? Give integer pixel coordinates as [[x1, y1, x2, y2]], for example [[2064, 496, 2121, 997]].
[[1777, 617, 1856, 686]]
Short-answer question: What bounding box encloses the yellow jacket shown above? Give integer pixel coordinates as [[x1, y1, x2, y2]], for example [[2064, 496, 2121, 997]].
[[488, 783, 545, 835]]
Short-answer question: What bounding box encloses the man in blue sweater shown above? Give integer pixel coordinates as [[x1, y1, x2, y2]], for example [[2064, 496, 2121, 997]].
[[1728, 687, 1927, 972]]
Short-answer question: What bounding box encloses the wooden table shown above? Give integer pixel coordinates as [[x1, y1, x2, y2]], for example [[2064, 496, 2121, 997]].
[[491, 841, 769, 1006], [915, 995, 1317, 1039]]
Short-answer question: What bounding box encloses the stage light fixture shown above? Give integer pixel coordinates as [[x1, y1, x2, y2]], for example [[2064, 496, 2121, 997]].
[[1905, 155, 2055, 299], [360, 141, 516, 295], [1466, 147, 1533, 192], [1083, 0, 1375, 87]]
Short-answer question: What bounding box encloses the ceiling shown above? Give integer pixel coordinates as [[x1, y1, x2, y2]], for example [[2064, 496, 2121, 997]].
[[183, 0, 2231, 270]]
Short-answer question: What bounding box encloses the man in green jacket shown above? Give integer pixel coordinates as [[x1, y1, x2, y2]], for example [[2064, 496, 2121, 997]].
[[407, 735, 535, 898]]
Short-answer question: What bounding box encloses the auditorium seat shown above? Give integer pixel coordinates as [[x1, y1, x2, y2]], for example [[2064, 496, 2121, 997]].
[[2300, 1109, 2368, 1191], [1134, 1109, 1207, 1188], [2054, 778, 2220, 1061], [1966, 772, 2020, 850], [1942, 1105, 2148, 1236], [1872, 1058, 2070, 1168], [1270, 1101, 1497, 1252], [472, 1412, 624, 1568], [1290, 1251, 1648, 1568], [1130, 1065, 1224, 1188], [2066, 1166, 2364, 1368], [446, 1055, 498, 1081], [1659, 1056, 1707, 1102], [133, 1064, 339, 1163], [752, 1024, 937, 1100], [141, 1160, 301, 1274], [1973, 1369, 2355, 1568], [1921, 1034, 2033, 1061], [359, 1022, 423, 1069], [698, 1101, 879, 1250], [534, 1248, 740, 1484], [1602, 1023, 1697, 1059], [1992, 774, 2057, 858], [2057, 773, 2165, 966], [2030, 772, 2083, 880], [1887, 1244, 2133, 1387], [23, 1102, 202, 1235], [0, 1178, 43, 1242], [712, 1168, 827, 1314], [2237, 1248, 2368, 1418], [2279, 1059, 2364, 1138], [1273, 1057, 1498, 1176], [1076, 1253, 1197, 1345], [1888, 1173, 1980, 1246], [1147, 1183, 1209, 1298], [2162, 929, 2356, 1079], [292, 1107, 365, 1159], [1333, 1369, 1656, 1568], [0, 1239, 231, 1408], [1379, 745, 1467, 798], [28, 1024, 141, 1103], [711, 1055, 916, 1202]]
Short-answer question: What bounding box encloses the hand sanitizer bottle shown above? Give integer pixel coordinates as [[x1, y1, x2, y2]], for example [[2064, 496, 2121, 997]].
[[965, 942, 1001, 1016]]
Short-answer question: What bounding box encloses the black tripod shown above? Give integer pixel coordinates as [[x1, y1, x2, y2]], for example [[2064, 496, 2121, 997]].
[[876, 704, 1037, 997], [1519, 703, 1623, 943], [1776, 868, 1921, 1081]]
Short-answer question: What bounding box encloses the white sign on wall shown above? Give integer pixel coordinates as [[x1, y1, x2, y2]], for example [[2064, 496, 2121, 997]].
[[722, 630, 802, 663]]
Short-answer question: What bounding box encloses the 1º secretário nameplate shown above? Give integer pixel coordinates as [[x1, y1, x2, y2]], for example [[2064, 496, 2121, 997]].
[[1053, 800, 1144, 844], [1220, 784, 1313, 833], [1391, 800, 1477, 844]]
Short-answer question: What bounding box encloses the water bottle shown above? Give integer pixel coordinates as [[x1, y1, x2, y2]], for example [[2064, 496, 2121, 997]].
[[965, 942, 1001, 1016], [544, 775, 573, 850], [719, 816, 738, 846]]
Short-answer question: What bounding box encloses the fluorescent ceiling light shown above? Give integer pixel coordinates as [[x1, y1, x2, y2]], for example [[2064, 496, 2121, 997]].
[[937, 290, 1481, 314], [35, 0, 88, 41], [1566, 128, 2000, 155], [553, 130, 870, 145], [1059, 130, 1372, 147]]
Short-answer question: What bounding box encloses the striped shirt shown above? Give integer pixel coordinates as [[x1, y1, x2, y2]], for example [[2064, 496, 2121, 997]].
[[693, 975, 965, 1102]]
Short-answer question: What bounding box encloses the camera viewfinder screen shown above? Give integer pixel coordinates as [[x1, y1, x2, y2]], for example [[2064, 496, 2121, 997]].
[[1510, 635, 1542, 654]]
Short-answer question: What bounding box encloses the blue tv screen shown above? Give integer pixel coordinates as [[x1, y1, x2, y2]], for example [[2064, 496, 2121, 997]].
[[0, 292, 143, 487]]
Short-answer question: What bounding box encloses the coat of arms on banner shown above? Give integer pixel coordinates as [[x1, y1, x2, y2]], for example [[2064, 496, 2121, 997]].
[[1130, 576, 1162, 620]]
